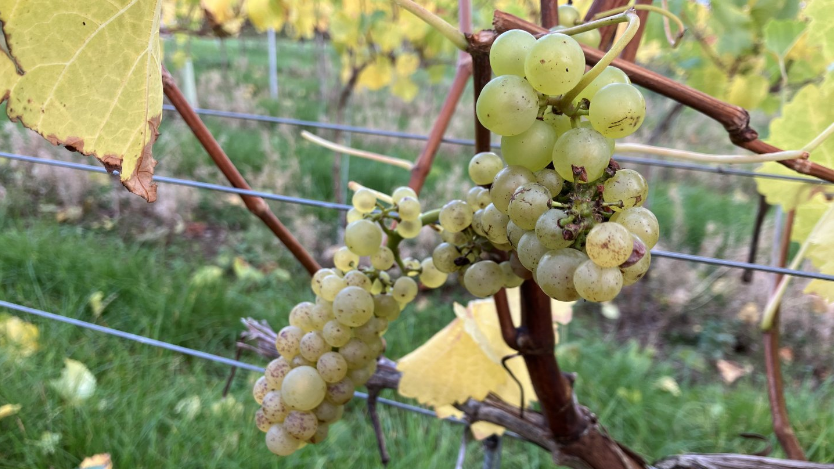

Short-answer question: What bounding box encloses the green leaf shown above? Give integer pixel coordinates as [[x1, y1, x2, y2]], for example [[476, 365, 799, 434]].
[[806, 0, 834, 62], [764, 19, 806, 57]]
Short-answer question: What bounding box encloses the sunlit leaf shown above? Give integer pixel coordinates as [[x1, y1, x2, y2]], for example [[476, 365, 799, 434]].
[[0, 403, 21, 420], [0, 314, 39, 359], [78, 453, 113, 469], [763, 19, 806, 58], [50, 359, 97, 405]]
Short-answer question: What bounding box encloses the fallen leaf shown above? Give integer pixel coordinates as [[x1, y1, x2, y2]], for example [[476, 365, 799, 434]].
[[88, 291, 117, 319], [36, 432, 61, 455], [716, 359, 752, 384], [50, 359, 97, 405], [654, 376, 681, 397], [779, 347, 794, 363], [737, 302, 760, 325], [78, 453, 112, 469], [0, 403, 21, 420], [174, 395, 202, 421], [0, 314, 39, 359]]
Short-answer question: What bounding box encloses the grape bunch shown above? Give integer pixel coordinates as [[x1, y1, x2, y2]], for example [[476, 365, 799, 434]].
[[252, 187, 450, 456]]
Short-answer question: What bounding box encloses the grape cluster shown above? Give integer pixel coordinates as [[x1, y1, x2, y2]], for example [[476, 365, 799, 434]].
[[252, 187, 450, 456]]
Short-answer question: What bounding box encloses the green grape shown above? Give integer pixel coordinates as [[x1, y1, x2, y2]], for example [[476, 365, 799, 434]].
[[476, 75, 539, 136], [284, 410, 318, 441], [349, 360, 377, 386], [439, 200, 474, 233], [490, 29, 536, 77], [344, 270, 372, 291], [333, 246, 359, 272], [345, 219, 383, 256], [573, 260, 623, 302], [535, 248, 588, 301], [316, 351, 348, 383], [574, 28, 601, 48], [309, 303, 333, 330], [517, 231, 550, 271], [432, 242, 462, 273], [482, 203, 512, 244], [622, 249, 651, 286], [500, 261, 525, 288], [552, 127, 612, 183], [589, 83, 646, 139], [468, 152, 505, 185], [265, 424, 301, 456], [467, 187, 487, 210], [396, 219, 423, 239], [310, 423, 329, 444], [420, 258, 448, 288], [262, 390, 290, 422], [611, 207, 659, 249], [506, 220, 526, 248], [322, 320, 352, 348], [333, 286, 374, 327], [472, 209, 486, 237], [603, 169, 648, 211], [463, 260, 504, 298], [524, 33, 585, 96], [490, 165, 535, 214], [398, 196, 422, 221], [509, 252, 533, 280], [289, 302, 315, 332], [352, 188, 377, 213], [373, 294, 401, 320], [501, 120, 559, 172], [320, 274, 347, 302], [543, 110, 573, 136], [253, 376, 270, 405], [535, 209, 572, 249], [314, 401, 342, 423], [276, 325, 304, 359], [291, 355, 313, 368], [340, 338, 372, 369], [508, 183, 552, 230], [370, 279, 383, 295], [477, 189, 492, 209], [299, 331, 330, 362], [310, 268, 335, 296], [585, 222, 633, 267], [574, 66, 630, 105], [326, 377, 355, 405], [364, 335, 384, 357], [535, 168, 564, 196], [558, 4, 580, 26], [353, 317, 383, 342], [392, 276, 418, 304], [440, 229, 469, 245], [281, 366, 327, 411], [255, 408, 273, 432], [392, 186, 417, 204], [265, 356, 292, 389], [371, 246, 395, 271], [403, 257, 421, 275], [346, 208, 364, 223]]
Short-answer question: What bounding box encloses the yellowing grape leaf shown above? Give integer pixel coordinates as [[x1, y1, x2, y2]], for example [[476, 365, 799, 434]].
[[0, 314, 39, 359], [391, 78, 418, 103], [357, 56, 392, 91], [50, 358, 97, 405], [78, 453, 113, 469], [790, 193, 834, 302], [726, 74, 769, 110], [805, 0, 834, 62], [0, 0, 163, 202], [245, 0, 285, 32], [0, 403, 21, 420], [202, 0, 244, 35]]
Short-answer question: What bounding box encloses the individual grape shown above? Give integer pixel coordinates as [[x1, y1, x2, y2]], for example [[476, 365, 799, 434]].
[[622, 249, 651, 286], [552, 127, 612, 183], [320, 274, 347, 302], [490, 29, 537, 77], [405, 257, 421, 277], [262, 390, 290, 422], [392, 276, 418, 304], [517, 231, 550, 271], [464, 261, 504, 298], [467, 187, 489, 210], [603, 169, 648, 211], [509, 252, 533, 280], [476, 75, 539, 136], [255, 408, 273, 432], [253, 376, 270, 405], [574, 66, 630, 105], [508, 183, 552, 230], [310, 423, 329, 444], [284, 410, 318, 441], [468, 152, 505, 185], [490, 165, 535, 214], [265, 424, 301, 456], [506, 220, 526, 248], [291, 355, 314, 368], [420, 258, 448, 288], [299, 331, 330, 362], [311, 268, 335, 296], [346, 208, 364, 223], [340, 338, 372, 369], [440, 229, 469, 245], [578, 120, 616, 154], [574, 28, 601, 48], [310, 303, 333, 330], [536, 248, 589, 300], [370, 279, 383, 295], [353, 318, 381, 342], [432, 243, 462, 273], [585, 222, 633, 267], [392, 186, 417, 204], [543, 110, 572, 136], [536, 209, 572, 249], [396, 219, 423, 239], [289, 302, 315, 332], [371, 246, 396, 271], [326, 377, 355, 405], [612, 207, 659, 249], [365, 335, 385, 357], [333, 246, 359, 272], [524, 33, 585, 96], [472, 209, 486, 237], [482, 203, 512, 244], [344, 270, 372, 291], [558, 4, 580, 26], [589, 83, 646, 139], [352, 188, 377, 213], [314, 401, 342, 423], [373, 294, 400, 320], [573, 260, 623, 302], [322, 320, 352, 348], [535, 168, 564, 196], [281, 366, 327, 411], [265, 356, 292, 389], [501, 120, 559, 172], [316, 351, 348, 383], [477, 189, 492, 209], [333, 286, 374, 327], [344, 219, 383, 256], [500, 261, 525, 288], [439, 200, 474, 233], [398, 196, 422, 221], [276, 326, 304, 359]]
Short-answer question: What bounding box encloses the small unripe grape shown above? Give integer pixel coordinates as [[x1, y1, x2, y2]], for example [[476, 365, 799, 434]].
[[467, 187, 490, 210], [317, 351, 349, 383], [472, 209, 486, 237], [506, 220, 526, 248], [289, 302, 315, 332], [432, 243, 462, 273], [352, 188, 378, 213], [489, 29, 536, 77], [612, 207, 659, 249], [502, 120, 559, 172], [299, 331, 330, 362], [333, 286, 374, 327], [468, 152, 505, 185], [326, 378, 355, 405], [491, 165, 535, 214], [392, 277, 418, 304], [501, 261, 525, 288], [482, 203, 511, 244], [439, 200, 473, 233], [373, 294, 401, 320], [265, 424, 301, 456], [398, 196, 422, 221], [573, 260, 623, 302], [282, 366, 327, 410], [365, 335, 385, 357], [574, 28, 601, 48], [507, 183, 552, 230], [333, 246, 359, 272], [463, 260, 504, 298], [585, 222, 633, 267], [589, 83, 646, 139], [517, 231, 550, 272], [420, 258, 448, 288], [322, 320, 352, 348], [309, 303, 333, 330], [476, 75, 539, 136], [255, 408, 273, 432], [265, 356, 292, 389], [311, 268, 335, 295], [253, 376, 270, 405], [314, 401, 341, 423], [276, 326, 304, 359], [284, 410, 318, 441], [353, 318, 381, 342], [397, 219, 423, 239], [310, 422, 329, 444], [371, 246, 396, 270], [536, 209, 572, 249], [440, 229, 468, 245], [320, 274, 347, 302], [340, 338, 372, 369], [392, 186, 417, 204], [534, 168, 564, 196], [345, 219, 383, 256], [262, 390, 290, 422], [536, 248, 588, 301], [558, 4, 580, 26], [346, 208, 364, 223], [344, 270, 372, 291]]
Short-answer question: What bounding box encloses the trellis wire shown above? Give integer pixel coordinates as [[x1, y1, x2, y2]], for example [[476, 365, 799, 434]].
[[160, 104, 832, 186], [0, 299, 522, 440], [2, 150, 833, 282]]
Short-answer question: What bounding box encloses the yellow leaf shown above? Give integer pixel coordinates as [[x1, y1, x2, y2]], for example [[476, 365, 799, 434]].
[[371, 23, 403, 53], [806, 0, 834, 63], [0, 314, 39, 358], [394, 53, 420, 77], [245, 0, 285, 32], [654, 376, 681, 397], [391, 78, 419, 103], [716, 359, 752, 384], [725, 74, 769, 110], [737, 302, 759, 324], [0, 403, 21, 420], [0, 0, 163, 201], [427, 64, 446, 84], [202, 0, 238, 24], [51, 358, 97, 405], [357, 57, 393, 91], [805, 261, 834, 302], [78, 453, 113, 469]]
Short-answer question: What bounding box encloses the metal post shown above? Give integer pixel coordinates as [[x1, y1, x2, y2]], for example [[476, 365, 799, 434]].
[[268, 28, 279, 99]]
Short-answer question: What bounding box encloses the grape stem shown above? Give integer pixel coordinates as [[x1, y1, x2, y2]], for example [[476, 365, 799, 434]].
[[349, 181, 395, 204], [392, 0, 469, 51], [558, 10, 640, 114], [615, 143, 807, 164], [301, 131, 415, 170], [592, 4, 685, 47], [383, 208, 441, 274]]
